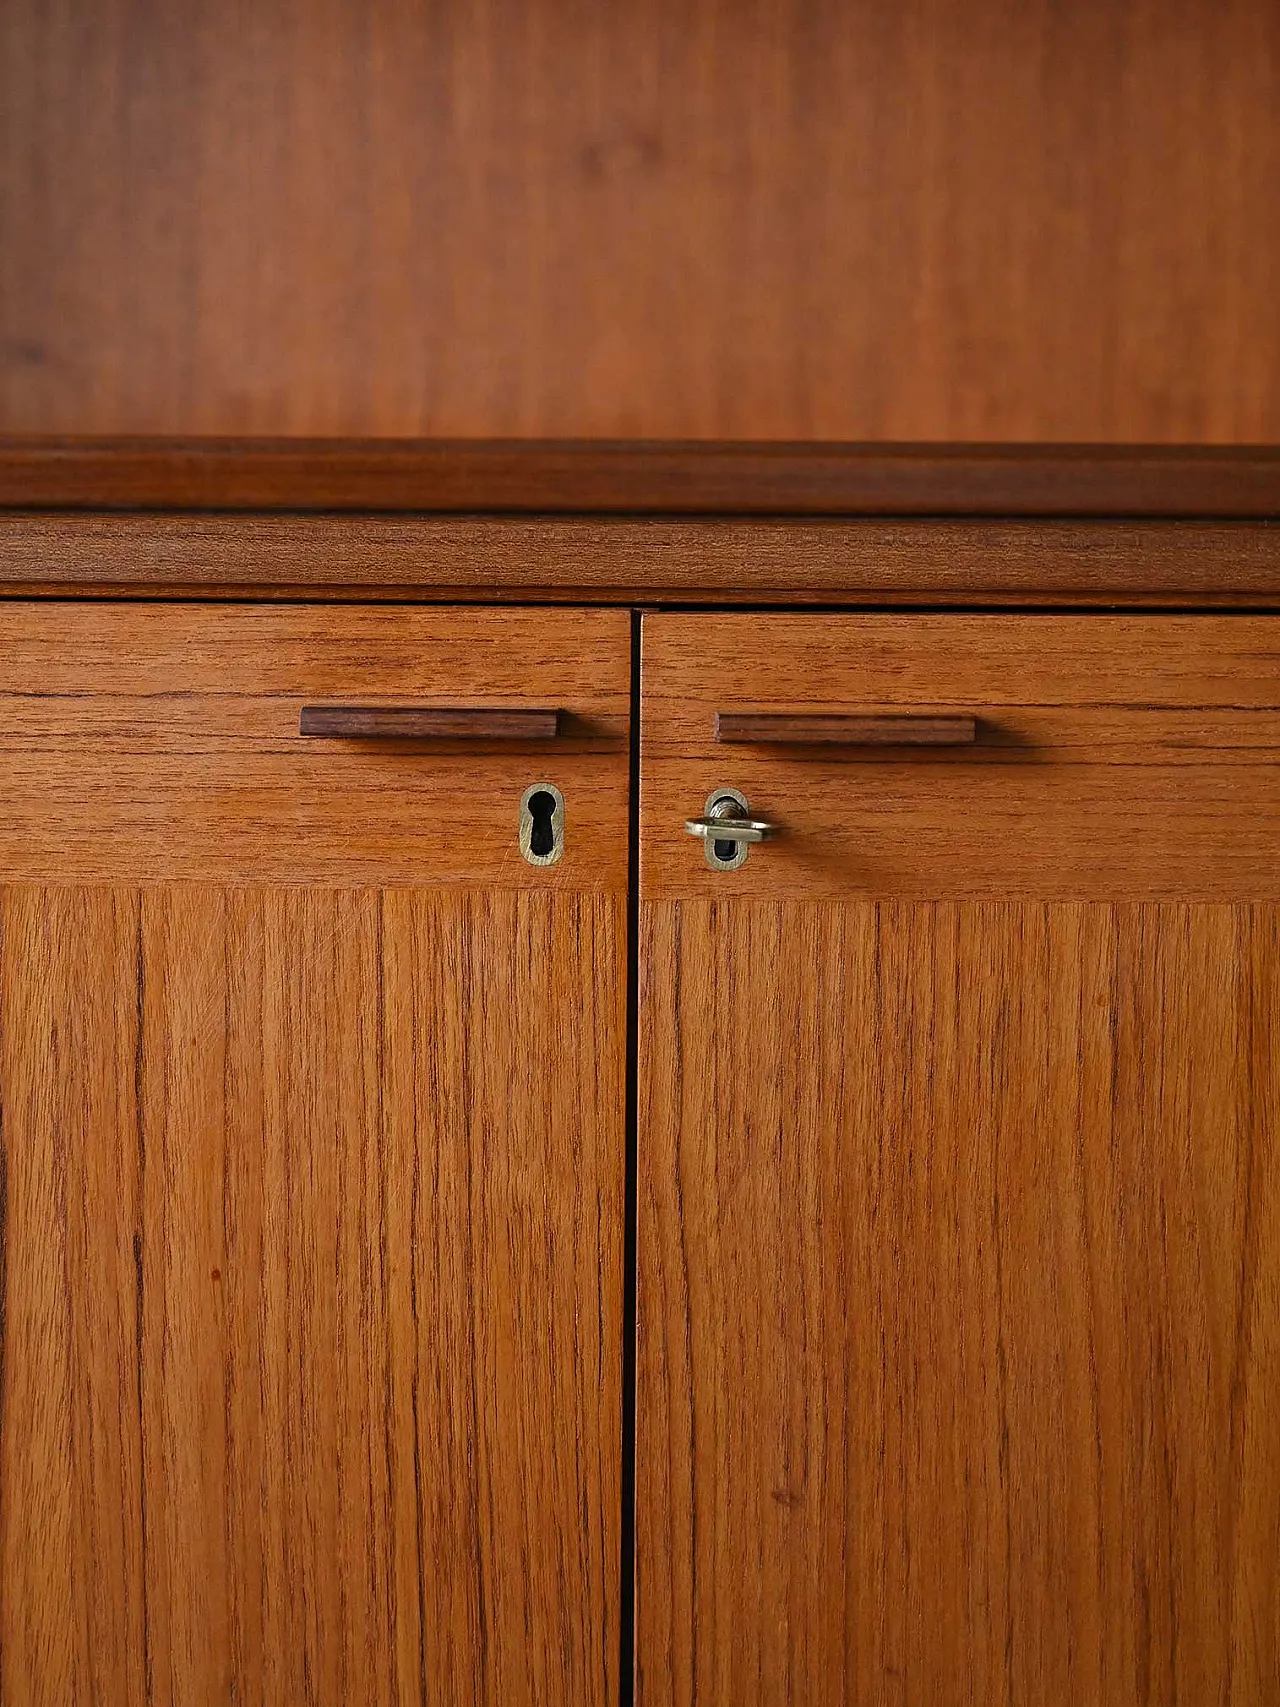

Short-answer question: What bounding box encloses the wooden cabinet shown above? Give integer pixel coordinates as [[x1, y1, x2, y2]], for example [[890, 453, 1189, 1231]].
[[0, 603, 630, 1706], [0, 448, 1279, 1705], [637, 613, 1280, 1704]]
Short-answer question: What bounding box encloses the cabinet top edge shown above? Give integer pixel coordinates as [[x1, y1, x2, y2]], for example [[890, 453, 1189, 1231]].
[[3, 438, 1280, 518]]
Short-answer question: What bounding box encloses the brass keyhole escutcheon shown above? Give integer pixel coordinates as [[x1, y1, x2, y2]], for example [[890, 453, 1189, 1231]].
[[520, 782, 565, 867]]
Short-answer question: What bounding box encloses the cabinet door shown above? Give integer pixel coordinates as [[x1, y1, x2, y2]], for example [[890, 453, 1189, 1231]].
[[637, 614, 1280, 1705], [0, 603, 629, 1707]]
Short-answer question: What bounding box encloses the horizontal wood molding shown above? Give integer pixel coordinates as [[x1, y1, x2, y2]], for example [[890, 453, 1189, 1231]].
[[2, 513, 1280, 605], [1, 441, 1280, 518]]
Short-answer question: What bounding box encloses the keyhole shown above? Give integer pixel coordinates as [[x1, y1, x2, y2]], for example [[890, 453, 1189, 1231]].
[[700, 787, 751, 871], [520, 782, 565, 866], [528, 789, 556, 857], [710, 793, 742, 866]]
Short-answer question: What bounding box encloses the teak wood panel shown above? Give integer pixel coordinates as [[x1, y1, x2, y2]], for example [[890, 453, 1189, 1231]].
[[638, 612, 1280, 1701], [5, 516, 1280, 605], [641, 614, 1280, 899], [0, 603, 629, 888], [3, 1, 1279, 442], [636, 900, 1280, 1705], [0, 886, 624, 1707], [0, 600, 627, 1704]]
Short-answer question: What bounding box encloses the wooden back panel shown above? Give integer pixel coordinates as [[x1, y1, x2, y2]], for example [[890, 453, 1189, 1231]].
[[3, 0, 1278, 441]]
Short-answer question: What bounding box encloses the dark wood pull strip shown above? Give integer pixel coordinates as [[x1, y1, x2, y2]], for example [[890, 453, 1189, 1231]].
[[715, 711, 978, 746], [299, 705, 561, 739]]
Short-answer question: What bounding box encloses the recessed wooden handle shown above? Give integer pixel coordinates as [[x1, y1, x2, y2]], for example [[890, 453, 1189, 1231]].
[[299, 706, 561, 739], [715, 712, 978, 746]]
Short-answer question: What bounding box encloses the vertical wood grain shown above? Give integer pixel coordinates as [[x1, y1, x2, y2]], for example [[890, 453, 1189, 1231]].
[[384, 890, 624, 1705], [637, 899, 1280, 1705], [0, 884, 623, 1707], [0, 890, 147, 1703], [137, 886, 411, 1704], [2, 0, 1277, 441]]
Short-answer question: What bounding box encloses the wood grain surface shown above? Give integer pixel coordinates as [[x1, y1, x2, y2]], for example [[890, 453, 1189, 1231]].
[[4, 514, 1280, 605], [0, 883, 624, 1706], [0, 603, 629, 888], [636, 898, 1280, 1704], [4, 441, 1280, 517], [642, 613, 1280, 899], [2, 2, 1279, 441]]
